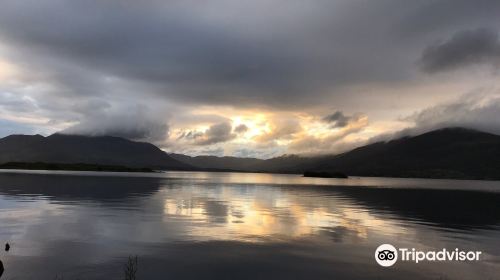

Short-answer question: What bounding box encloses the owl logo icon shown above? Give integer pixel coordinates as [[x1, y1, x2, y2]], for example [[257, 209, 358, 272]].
[[375, 244, 398, 267]]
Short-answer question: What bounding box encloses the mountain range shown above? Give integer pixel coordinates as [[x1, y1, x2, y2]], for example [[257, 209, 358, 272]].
[[0, 133, 192, 170], [172, 127, 500, 180], [1, 127, 499, 180]]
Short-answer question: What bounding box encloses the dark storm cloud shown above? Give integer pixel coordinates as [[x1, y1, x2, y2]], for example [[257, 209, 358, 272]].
[[420, 28, 500, 73], [394, 0, 500, 38], [1, 0, 480, 109], [0, 0, 320, 108], [0, 0, 499, 110]]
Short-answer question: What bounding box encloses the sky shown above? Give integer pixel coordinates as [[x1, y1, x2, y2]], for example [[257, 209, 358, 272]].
[[0, 0, 500, 158]]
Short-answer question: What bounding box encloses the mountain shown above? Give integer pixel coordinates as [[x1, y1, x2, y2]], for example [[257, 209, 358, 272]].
[[0, 134, 193, 170], [2, 128, 500, 179], [169, 154, 265, 172], [169, 153, 317, 173], [307, 127, 500, 180], [172, 128, 500, 180]]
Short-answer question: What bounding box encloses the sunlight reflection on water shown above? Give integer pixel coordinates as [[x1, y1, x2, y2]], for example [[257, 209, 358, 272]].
[[0, 171, 499, 279]]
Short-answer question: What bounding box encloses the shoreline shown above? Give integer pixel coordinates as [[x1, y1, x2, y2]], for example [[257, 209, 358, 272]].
[[0, 162, 155, 173], [0, 162, 499, 182]]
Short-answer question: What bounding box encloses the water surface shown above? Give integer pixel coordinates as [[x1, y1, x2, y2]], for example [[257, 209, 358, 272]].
[[0, 170, 499, 279]]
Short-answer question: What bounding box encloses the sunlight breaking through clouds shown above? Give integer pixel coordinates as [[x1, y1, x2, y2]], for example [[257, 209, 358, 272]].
[[0, 1, 500, 157]]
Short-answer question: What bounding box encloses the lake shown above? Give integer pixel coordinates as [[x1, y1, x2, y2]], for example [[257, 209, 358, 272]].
[[0, 170, 499, 279]]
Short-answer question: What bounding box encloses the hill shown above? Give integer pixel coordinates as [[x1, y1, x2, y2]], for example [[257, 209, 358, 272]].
[[169, 154, 265, 172], [2, 128, 500, 179], [172, 128, 500, 180], [307, 127, 500, 180], [0, 134, 193, 170]]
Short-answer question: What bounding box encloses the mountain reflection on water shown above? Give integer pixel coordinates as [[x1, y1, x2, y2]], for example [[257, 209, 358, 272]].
[[0, 171, 499, 279]]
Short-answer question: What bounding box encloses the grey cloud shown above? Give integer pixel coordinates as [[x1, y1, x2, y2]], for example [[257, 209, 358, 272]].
[[191, 122, 237, 146], [289, 113, 369, 155], [71, 99, 111, 115], [62, 108, 169, 143], [407, 92, 500, 135], [177, 131, 203, 141], [234, 124, 248, 134], [420, 28, 500, 73], [322, 111, 365, 129], [322, 111, 350, 128], [0, 0, 500, 157], [0, 91, 38, 113], [4, 0, 493, 110], [287, 126, 367, 156], [372, 90, 500, 142], [395, 0, 500, 39], [0, 0, 499, 114], [0, 0, 320, 108]]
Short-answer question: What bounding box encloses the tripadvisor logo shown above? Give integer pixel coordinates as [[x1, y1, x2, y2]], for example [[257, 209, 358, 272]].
[[375, 244, 398, 267], [375, 244, 482, 267]]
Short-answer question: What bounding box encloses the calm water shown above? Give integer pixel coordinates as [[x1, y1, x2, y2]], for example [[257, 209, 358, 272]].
[[0, 170, 499, 279]]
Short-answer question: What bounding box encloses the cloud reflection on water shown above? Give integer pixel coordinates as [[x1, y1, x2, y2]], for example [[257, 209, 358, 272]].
[[0, 171, 499, 279], [160, 185, 405, 242]]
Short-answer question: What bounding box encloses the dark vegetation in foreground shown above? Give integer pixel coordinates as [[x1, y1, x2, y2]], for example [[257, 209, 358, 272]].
[[0, 162, 154, 172], [124, 256, 139, 280]]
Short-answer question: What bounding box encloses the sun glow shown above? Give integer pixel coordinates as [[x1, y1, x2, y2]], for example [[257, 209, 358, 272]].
[[165, 105, 378, 157], [231, 113, 270, 140], [0, 59, 19, 80]]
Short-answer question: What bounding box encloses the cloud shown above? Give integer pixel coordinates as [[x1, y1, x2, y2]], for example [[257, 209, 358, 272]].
[[322, 111, 350, 127], [322, 111, 366, 128], [3, 0, 486, 111], [234, 124, 248, 134], [420, 28, 500, 73], [370, 89, 500, 142], [1, 1, 500, 157], [186, 122, 237, 146], [288, 115, 369, 155], [62, 106, 169, 143], [254, 118, 302, 143], [0, 91, 38, 113], [406, 90, 500, 134]]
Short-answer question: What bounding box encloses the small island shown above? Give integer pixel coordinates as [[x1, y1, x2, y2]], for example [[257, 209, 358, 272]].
[[0, 162, 154, 173], [303, 171, 348, 179]]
